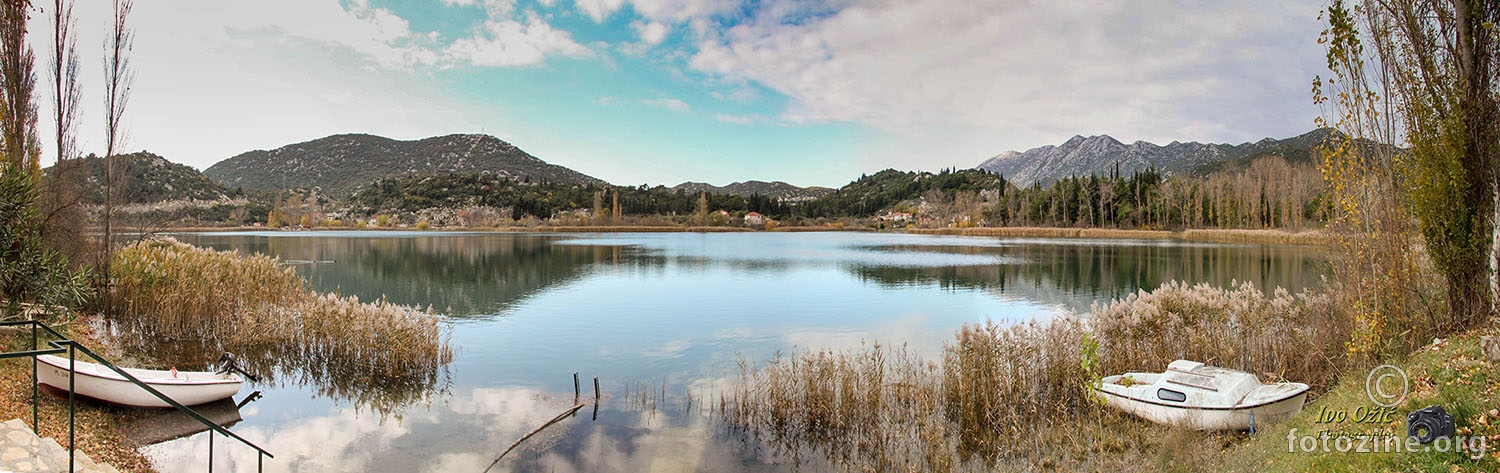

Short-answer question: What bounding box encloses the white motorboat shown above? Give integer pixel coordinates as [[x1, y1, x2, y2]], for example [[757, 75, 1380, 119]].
[[1096, 359, 1308, 431], [36, 355, 243, 408]]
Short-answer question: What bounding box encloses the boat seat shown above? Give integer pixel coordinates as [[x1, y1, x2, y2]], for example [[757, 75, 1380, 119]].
[[1165, 372, 1219, 392]]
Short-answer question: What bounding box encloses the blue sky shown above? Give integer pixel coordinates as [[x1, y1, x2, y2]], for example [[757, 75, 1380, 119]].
[[30, 0, 1327, 188]]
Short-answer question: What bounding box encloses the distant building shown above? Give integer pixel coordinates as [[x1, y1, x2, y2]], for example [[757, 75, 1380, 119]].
[[878, 211, 913, 223], [744, 212, 764, 226]]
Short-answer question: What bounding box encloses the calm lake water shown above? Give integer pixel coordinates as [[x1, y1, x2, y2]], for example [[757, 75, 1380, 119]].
[[141, 231, 1328, 472]]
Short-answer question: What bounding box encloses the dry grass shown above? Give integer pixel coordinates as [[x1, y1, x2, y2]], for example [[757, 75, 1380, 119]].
[[107, 237, 453, 415], [907, 227, 1085, 238], [1177, 229, 1334, 246], [532, 225, 692, 232], [0, 313, 155, 472], [1091, 280, 1347, 390], [725, 280, 1352, 471], [908, 227, 1334, 246]]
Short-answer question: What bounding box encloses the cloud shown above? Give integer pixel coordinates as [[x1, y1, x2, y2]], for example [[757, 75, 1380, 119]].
[[711, 113, 755, 125], [23, 0, 491, 169], [641, 97, 692, 114], [685, 0, 1325, 148], [626, 0, 740, 22], [633, 20, 670, 46], [575, 0, 626, 22], [445, 13, 591, 67]]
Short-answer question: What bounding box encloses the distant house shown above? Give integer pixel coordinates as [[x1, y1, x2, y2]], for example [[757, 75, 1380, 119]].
[[744, 212, 765, 226], [878, 211, 914, 223]]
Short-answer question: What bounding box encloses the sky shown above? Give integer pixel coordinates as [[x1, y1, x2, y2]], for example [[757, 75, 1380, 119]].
[[26, 0, 1329, 188]]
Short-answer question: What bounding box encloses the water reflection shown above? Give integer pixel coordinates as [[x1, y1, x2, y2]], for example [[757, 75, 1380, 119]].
[[144, 385, 796, 473], [147, 232, 1328, 472], [178, 232, 627, 317], [853, 239, 1329, 312]]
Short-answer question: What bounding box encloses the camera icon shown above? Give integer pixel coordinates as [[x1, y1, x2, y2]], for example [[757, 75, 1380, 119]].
[[1365, 364, 1408, 407]]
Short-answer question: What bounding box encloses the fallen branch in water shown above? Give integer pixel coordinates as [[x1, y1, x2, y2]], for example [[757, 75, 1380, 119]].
[[482, 402, 585, 472]]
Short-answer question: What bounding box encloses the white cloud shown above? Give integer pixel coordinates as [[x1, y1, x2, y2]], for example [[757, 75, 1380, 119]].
[[633, 20, 670, 46], [445, 13, 591, 67], [686, 0, 1326, 154], [642, 97, 692, 114], [24, 0, 487, 169], [575, 0, 626, 22], [626, 0, 739, 22], [711, 113, 755, 125]]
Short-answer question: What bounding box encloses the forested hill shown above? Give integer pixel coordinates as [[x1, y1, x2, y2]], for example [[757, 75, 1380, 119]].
[[203, 133, 606, 198], [671, 180, 834, 201], [800, 169, 1005, 218], [45, 152, 238, 204], [977, 129, 1335, 186]]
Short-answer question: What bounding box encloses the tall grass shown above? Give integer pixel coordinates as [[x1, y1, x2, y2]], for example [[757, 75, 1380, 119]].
[[108, 237, 452, 414], [725, 280, 1352, 470]]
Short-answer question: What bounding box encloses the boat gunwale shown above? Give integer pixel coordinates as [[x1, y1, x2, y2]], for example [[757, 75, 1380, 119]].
[[1093, 383, 1309, 411], [36, 354, 242, 387]]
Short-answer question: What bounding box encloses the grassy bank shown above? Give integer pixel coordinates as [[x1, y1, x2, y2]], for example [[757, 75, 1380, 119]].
[[1221, 326, 1500, 471], [0, 313, 154, 472]]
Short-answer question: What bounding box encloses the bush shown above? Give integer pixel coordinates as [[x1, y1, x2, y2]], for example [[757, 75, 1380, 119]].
[[0, 167, 91, 320]]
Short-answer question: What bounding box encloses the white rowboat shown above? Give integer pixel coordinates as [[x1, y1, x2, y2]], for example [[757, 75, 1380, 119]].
[[36, 355, 243, 408], [1096, 360, 1308, 431]]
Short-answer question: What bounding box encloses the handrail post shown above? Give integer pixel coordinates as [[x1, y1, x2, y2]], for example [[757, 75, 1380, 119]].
[[30, 322, 37, 431], [68, 342, 75, 473], [208, 430, 214, 473]]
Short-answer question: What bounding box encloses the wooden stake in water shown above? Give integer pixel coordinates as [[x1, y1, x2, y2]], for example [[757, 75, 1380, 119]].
[[573, 372, 580, 402], [594, 377, 601, 402]]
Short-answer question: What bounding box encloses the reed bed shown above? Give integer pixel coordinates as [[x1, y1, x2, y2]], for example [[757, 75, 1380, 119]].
[[1177, 229, 1334, 246], [907, 227, 1084, 238], [908, 226, 1334, 246], [107, 237, 453, 414], [724, 280, 1352, 471]]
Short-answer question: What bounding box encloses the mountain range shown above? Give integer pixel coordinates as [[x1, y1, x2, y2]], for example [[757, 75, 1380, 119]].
[[68, 128, 1335, 217], [977, 128, 1333, 186], [203, 133, 607, 198]]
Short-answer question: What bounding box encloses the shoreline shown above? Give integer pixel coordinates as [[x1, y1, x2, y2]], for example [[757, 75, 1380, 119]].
[[133, 225, 1333, 246]]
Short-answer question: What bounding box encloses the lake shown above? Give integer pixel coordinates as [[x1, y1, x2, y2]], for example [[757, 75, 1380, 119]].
[[141, 231, 1328, 472]]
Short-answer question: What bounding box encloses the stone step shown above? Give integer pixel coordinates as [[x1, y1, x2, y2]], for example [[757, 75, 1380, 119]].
[[1, 418, 121, 473]]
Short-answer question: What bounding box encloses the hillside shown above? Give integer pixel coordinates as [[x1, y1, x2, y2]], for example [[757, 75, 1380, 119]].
[[46, 152, 236, 205], [671, 180, 834, 201], [343, 173, 789, 222], [801, 168, 1004, 218], [203, 133, 607, 198], [977, 129, 1335, 186]]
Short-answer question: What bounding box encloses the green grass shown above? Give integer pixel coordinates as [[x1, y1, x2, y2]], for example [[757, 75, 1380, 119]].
[[1223, 328, 1499, 472]]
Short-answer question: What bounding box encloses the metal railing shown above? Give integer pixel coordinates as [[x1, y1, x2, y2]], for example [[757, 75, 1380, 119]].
[[0, 319, 273, 472]]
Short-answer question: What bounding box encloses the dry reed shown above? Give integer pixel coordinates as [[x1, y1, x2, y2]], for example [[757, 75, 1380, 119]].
[[725, 280, 1353, 470], [107, 237, 453, 414]]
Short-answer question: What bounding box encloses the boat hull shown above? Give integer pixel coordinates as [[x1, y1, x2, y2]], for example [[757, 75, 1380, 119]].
[[1097, 388, 1307, 431], [35, 355, 242, 408]]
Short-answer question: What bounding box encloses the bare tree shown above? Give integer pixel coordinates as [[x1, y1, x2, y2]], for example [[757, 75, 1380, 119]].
[[39, 0, 86, 265], [51, 0, 78, 165], [103, 0, 133, 293], [1, 0, 40, 174]]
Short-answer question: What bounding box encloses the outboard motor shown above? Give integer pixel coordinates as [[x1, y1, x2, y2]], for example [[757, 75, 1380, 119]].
[[216, 353, 261, 383]]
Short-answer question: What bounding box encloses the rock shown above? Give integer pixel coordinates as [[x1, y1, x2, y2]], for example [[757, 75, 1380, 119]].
[[1481, 336, 1500, 362]]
